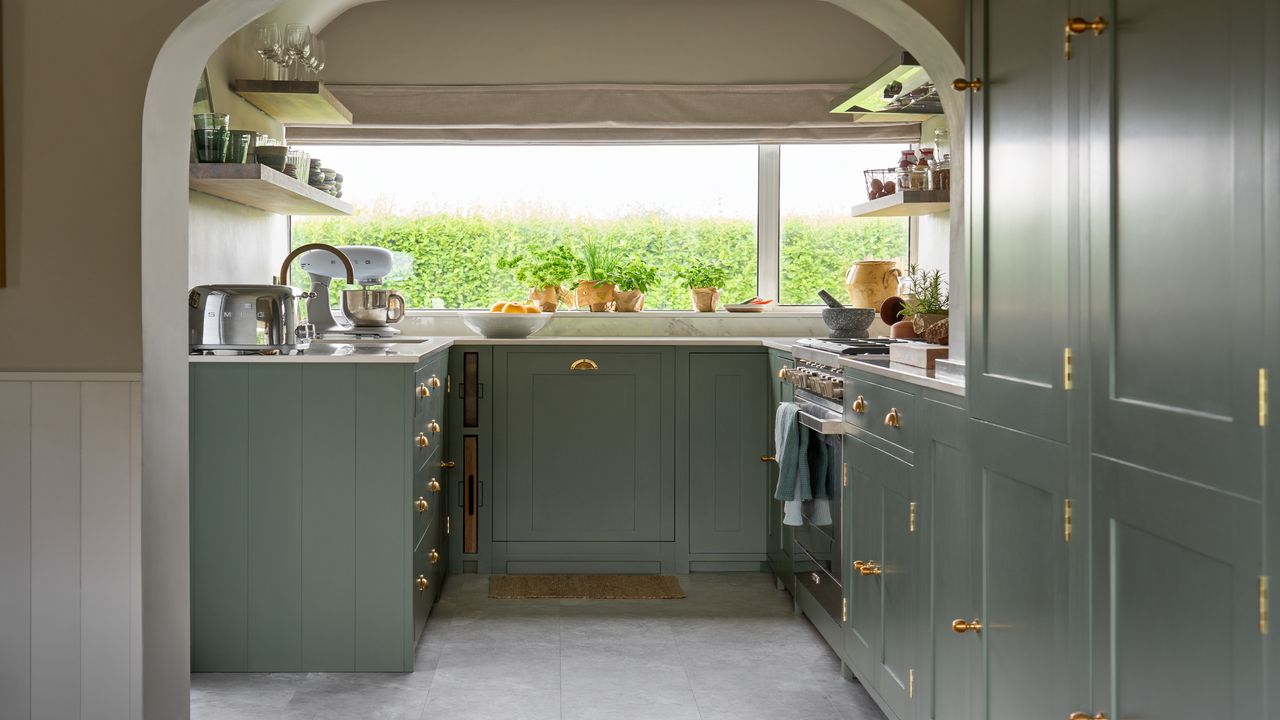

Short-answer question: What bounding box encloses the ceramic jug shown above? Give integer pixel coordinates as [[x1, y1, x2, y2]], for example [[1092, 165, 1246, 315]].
[[844, 261, 902, 309]]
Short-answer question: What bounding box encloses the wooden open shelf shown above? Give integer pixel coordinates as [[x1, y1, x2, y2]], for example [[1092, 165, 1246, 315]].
[[850, 190, 951, 218], [189, 163, 353, 216], [233, 80, 353, 125]]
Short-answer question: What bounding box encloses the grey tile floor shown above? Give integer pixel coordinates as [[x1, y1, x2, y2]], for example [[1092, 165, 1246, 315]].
[[191, 573, 886, 720]]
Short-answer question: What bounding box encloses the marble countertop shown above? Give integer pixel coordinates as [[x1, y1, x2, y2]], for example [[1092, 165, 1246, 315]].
[[841, 355, 966, 396], [189, 336, 800, 363]]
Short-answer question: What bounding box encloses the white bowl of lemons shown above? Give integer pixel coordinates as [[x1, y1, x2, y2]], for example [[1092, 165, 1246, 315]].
[[461, 303, 552, 339]]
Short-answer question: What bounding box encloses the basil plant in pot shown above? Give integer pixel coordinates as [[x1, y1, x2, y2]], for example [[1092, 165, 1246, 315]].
[[899, 264, 950, 343], [574, 241, 620, 312], [497, 245, 584, 312], [611, 257, 659, 312], [675, 259, 731, 312]]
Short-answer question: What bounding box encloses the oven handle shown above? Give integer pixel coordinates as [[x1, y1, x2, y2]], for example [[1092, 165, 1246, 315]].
[[798, 410, 845, 436]]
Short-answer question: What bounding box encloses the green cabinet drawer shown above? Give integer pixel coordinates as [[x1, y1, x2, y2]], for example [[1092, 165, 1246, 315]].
[[844, 376, 915, 457], [413, 355, 448, 420], [412, 414, 443, 471]]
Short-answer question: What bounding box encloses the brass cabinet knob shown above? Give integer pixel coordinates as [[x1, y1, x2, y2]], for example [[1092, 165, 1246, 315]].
[[951, 618, 983, 634], [429, 549, 440, 565], [427, 375, 443, 389], [414, 433, 429, 448], [858, 562, 882, 576], [427, 479, 441, 493], [811, 573, 822, 585], [570, 358, 599, 371], [1068, 714, 1106, 720], [439, 460, 456, 469], [1064, 16, 1107, 59], [427, 420, 442, 434], [414, 497, 429, 513], [852, 396, 867, 414], [760, 454, 776, 462], [951, 78, 983, 92], [884, 408, 902, 428], [415, 575, 429, 592], [416, 383, 431, 398], [778, 367, 790, 380]]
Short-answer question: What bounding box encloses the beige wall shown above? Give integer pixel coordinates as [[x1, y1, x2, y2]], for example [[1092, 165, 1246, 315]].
[[0, 0, 208, 372], [246, 0, 903, 86]]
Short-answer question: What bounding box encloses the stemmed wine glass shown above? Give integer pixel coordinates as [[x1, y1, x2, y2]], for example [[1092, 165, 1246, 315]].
[[306, 38, 326, 80], [284, 23, 312, 80], [254, 23, 281, 80]]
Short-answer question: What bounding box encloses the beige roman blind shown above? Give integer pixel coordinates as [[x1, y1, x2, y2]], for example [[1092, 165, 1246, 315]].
[[286, 83, 920, 144]]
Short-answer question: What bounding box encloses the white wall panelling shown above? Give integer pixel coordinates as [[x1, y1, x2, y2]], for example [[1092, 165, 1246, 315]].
[[0, 376, 143, 720]]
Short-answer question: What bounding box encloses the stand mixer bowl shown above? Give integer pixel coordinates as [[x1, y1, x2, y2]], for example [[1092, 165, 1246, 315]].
[[342, 289, 406, 327]]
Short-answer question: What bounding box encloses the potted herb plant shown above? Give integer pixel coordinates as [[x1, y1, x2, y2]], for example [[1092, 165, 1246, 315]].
[[496, 245, 583, 312], [574, 241, 620, 312], [675, 259, 730, 312], [611, 257, 659, 312], [899, 264, 950, 342]]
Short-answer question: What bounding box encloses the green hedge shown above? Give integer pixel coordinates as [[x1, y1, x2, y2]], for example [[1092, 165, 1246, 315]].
[[293, 211, 907, 309]]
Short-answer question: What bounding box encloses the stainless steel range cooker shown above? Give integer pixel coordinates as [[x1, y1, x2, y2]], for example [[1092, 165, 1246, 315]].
[[781, 337, 902, 626]]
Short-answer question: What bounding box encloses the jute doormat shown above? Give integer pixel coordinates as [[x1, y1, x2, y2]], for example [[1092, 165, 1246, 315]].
[[488, 574, 686, 600]]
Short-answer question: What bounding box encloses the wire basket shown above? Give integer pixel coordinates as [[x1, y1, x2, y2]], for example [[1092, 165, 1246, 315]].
[[863, 168, 900, 199]]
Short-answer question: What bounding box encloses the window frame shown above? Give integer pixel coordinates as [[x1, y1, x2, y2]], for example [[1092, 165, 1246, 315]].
[[291, 142, 913, 309]]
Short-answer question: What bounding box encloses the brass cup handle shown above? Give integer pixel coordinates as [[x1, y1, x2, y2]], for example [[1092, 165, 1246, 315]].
[[1069, 714, 1107, 720], [416, 383, 431, 398], [427, 479, 441, 493], [427, 420, 442, 433], [570, 358, 599, 371], [439, 461, 457, 469], [810, 573, 822, 585], [952, 78, 983, 92], [429, 549, 440, 565], [852, 396, 867, 414], [416, 575, 429, 592], [951, 618, 983, 634], [414, 433, 429, 448], [427, 375, 442, 389], [884, 408, 902, 428], [414, 497, 429, 513], [760, 454, 777, 462], [858, 562, 882, 576]]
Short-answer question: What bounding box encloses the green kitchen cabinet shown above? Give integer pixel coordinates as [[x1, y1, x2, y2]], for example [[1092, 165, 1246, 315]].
[[970, 420, 1070, 720], [843, 432, 917, 720], [1088, 456, 1262, 720], [687, 352, 770, 556], [1084, 0, 1266, 500], [766, 350, 795, 590], [190, 351, 451, 673], [491, 347, 675, 572], [915, 398, 975, 720], [966, 0, 1073, 444]]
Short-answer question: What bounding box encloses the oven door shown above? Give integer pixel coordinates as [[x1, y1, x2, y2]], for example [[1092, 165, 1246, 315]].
[[788, 391, 845, 625]]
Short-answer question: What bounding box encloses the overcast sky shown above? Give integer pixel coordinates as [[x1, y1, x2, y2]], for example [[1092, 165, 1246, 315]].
[[297, 143, 902, 219]]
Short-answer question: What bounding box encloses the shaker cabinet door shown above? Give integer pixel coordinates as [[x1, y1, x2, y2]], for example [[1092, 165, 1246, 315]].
[[499, 349, 671, 543], [971, 421, 1070, 720], [688, 352, 770, 555], [1086, 0, 1266, 497], [967, 0, 1074, 443], [1089, 457, 1262, 720]]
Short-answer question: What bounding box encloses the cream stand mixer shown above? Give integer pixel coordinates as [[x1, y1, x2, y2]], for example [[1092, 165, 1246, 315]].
[[297, 245, 408, 338]]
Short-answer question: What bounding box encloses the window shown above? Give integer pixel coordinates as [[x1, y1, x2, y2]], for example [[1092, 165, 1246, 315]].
[[777, 145, 910, 305], [292, 143, 909, 308]]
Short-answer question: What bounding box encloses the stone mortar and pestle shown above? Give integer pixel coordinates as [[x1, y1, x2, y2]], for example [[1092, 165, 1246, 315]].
[[817, 289, 875, 339]]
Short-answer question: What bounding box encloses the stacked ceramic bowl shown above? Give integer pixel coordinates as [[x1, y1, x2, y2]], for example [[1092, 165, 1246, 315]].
[[305, 158, 344, 198]]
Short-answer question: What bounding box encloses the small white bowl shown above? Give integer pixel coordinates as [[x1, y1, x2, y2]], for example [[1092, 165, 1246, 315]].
[[461, 311, 552, 339]]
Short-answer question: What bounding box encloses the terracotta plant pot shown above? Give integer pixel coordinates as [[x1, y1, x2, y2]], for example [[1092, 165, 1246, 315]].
[[528, 285, 561, 313], [576, 280, 616, 312], [910, 312, 948, 336], [890, 319, 920, 339], [691, 287, 720, 312], [614, 289, 645, 312]]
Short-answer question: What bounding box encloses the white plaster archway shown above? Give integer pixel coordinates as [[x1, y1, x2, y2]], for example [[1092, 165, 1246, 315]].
[[139, 2, 966, 717]]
